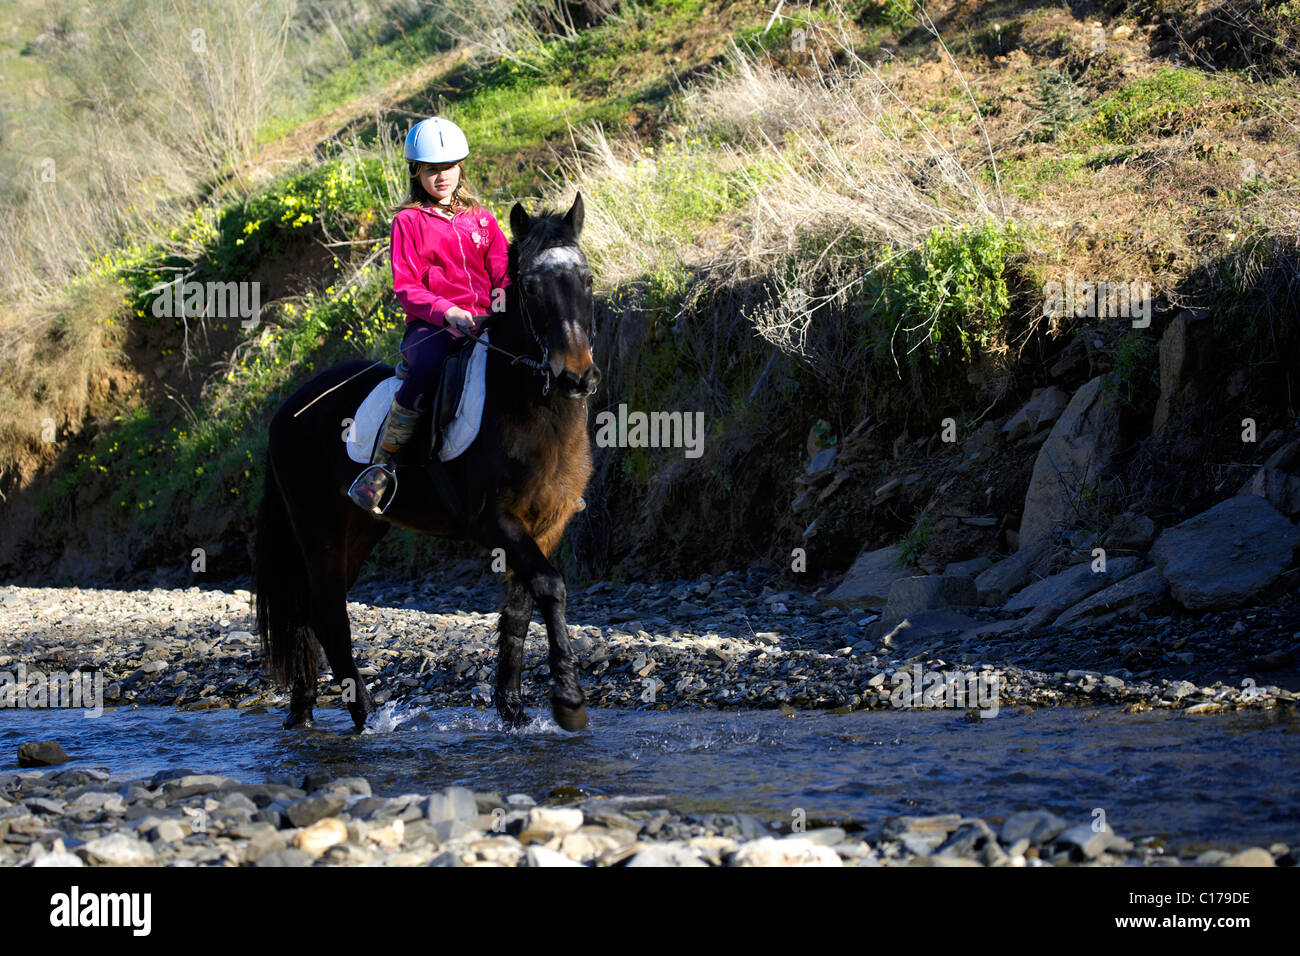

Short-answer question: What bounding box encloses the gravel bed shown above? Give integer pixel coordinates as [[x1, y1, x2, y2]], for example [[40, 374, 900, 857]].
[[1, 768, 1292, 867], [0, 571, 1295, 718]]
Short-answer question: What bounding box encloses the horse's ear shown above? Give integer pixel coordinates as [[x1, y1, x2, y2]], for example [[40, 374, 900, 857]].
[[510, 202, 531, 241], [565, 192, 584, 239]]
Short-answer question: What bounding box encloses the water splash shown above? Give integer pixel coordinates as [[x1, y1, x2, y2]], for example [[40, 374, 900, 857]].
[[362, 700, 425, 734]]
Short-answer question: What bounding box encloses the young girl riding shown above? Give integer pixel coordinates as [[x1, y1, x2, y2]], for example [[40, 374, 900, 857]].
[[348, 116, 511, 513]]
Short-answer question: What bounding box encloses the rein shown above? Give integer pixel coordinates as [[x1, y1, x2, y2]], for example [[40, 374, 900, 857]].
[[292, 264, 556, 418], [460, 295, 552, 396]]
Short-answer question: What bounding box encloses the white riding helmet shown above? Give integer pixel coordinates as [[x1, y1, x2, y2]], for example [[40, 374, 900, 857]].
[[404, 117, 469, 164]]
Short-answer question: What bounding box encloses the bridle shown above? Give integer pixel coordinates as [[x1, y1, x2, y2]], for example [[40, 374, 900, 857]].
[[461, 285, 552, 396], [460, 244, 594, 398]]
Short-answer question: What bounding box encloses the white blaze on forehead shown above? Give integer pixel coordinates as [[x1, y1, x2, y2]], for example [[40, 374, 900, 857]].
[[529, 246, 585, 272]]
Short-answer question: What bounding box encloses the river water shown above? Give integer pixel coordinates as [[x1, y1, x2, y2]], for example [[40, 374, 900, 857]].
[[2, 703, 1297, 852]]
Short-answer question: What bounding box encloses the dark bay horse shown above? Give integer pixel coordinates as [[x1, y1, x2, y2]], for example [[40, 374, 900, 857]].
[[254, 195, 599, 733]]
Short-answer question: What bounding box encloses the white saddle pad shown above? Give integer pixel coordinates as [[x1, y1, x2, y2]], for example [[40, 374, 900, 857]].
[[345, 332, 488, 464]]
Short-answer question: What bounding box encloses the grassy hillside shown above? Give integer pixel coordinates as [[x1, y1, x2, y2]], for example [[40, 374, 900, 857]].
[[1, 0, 1297, 589]]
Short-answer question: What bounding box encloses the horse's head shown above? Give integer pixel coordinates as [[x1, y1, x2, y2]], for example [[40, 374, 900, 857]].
[[508, 194, 601, 400]]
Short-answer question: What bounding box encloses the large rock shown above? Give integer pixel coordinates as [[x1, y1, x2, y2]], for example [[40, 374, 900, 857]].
[[17, 741, 68, 767], [1150, 496, 1300, 610], [1004, 557, 1141, 628], [821, 546, 915, 609], [974, 540, 1054, 606], [879, 575, 978, 629], [1001, 386, 1069, 442], [1237, 440, 1300, 518], [943, 557, 992, 578], [1019, 377, 1124, 550], [1238, 466, 1300, 518], [1053, 566, 1169, 627], [1152, 309, 1214, 434]]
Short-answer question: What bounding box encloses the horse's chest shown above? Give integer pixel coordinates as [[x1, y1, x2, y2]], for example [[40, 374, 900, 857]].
[[499, 415, 591, 523]]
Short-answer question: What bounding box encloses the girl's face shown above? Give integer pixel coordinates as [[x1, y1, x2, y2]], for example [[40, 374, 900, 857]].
[[419, 161, 461, 205]]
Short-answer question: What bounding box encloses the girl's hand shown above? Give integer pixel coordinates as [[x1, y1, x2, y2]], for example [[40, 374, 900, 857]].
[[444, 306, 476, 331]]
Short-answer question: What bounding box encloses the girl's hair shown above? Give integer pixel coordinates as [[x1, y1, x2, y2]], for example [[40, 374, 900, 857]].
[[392, 160, 483, 215]]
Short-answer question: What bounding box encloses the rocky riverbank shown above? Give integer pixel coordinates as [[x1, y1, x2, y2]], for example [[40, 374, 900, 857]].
[[1, 766, 1291, 867], [0, 573, 1296, 719], [3, 575, 1297, 867]]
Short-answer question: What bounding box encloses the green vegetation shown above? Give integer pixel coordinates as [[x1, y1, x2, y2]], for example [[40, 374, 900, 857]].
[[873, 222, 1019, 367], [895, 509, 936, 567], [1082, 67, 1239, 145], [1106, 329, 1159, 408], [257, 20, 456, 144], [1023, 67, 1086, 143], [1209, 231, 1300, 371]]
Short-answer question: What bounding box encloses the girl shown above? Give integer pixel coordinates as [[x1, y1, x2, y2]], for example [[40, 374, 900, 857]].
[[349, 116, 511, 513]]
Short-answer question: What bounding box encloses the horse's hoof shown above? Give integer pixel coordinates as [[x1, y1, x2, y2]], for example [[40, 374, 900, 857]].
[[551, 699, 588, 732], [494, 690, 529, 729], [498, 705, 529, 729]]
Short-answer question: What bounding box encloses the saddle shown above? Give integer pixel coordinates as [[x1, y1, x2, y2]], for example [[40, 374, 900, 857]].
[[345, 332, 490, 529], [347, 331, 488, 468], [401, 331, 477, 459]]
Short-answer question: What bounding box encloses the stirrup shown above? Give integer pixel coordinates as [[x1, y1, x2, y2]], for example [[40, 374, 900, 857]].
[[348, 462, 399, 515]]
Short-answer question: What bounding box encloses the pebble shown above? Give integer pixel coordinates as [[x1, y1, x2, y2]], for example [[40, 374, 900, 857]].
[[732, 837, 842, 867], [0, 762, 1265, 867]]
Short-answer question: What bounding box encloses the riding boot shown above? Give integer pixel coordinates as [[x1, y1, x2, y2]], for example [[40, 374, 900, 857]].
[[347, 397, 422, 513]]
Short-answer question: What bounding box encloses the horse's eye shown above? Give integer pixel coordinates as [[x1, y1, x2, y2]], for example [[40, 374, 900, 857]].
[[584, 274, 593, 289]]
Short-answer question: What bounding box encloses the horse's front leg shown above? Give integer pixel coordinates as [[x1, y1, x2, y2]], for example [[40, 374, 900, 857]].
[[486, 511, 587, 731], [493, 575, 532, 728]]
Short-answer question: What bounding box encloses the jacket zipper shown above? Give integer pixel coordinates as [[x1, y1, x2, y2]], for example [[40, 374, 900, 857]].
[[450, 211, 477, 310]]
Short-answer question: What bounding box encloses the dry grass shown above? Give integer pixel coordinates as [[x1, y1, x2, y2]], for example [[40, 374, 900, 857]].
[[544, 1, 1016, 375], [0, 0, 301, 303], [0, 277, 130, 490]]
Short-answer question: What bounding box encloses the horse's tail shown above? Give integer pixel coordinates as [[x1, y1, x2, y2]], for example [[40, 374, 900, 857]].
[[254, 452, 319, 691]]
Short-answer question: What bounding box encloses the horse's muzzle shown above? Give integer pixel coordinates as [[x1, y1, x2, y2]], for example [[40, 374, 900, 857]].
[[559, 365, 601, 398]]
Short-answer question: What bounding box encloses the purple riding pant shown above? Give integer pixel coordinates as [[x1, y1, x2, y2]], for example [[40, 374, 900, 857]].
[[395, 320, 460, 411]]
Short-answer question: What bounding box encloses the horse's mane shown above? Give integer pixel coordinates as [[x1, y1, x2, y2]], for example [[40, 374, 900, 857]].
[[506, 209, 579, 282], [479, 208, 579, 339]]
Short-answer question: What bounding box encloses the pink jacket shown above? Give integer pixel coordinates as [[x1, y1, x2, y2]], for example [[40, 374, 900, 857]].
[[390, 204, 511, 336]]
